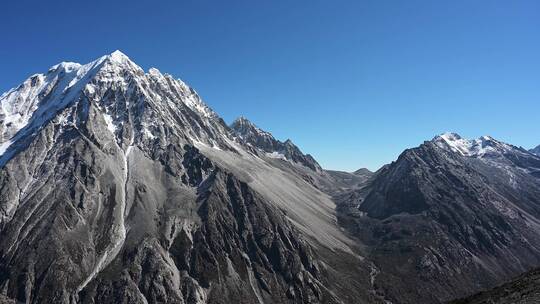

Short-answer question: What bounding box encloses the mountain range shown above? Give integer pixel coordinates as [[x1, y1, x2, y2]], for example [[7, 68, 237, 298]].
[[0, 51, 539, 304]]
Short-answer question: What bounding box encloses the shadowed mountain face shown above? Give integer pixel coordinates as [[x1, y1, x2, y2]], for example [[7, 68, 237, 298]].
[[449, 268, 540, 304], [336, 133, 540, 303], [0, 52, 378, 304], [531, 145, 540, 156], [1, 51, 540, 304]]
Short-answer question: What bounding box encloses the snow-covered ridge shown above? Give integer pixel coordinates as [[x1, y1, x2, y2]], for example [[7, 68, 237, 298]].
[[145, 67, 214, 118], [0, 53, 114, 160], [433, 132, 528, 158], [0, 51, 131, 141], [0, 50, 217, 162]]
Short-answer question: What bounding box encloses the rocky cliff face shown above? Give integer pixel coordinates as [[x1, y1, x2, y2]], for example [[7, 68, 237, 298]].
[[229, 117, 322, 172], [336, 133, 540, 303], [0, 51, 378, 304], [449, 268, 540, 304]]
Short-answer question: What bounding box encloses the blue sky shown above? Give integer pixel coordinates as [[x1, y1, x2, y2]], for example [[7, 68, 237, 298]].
[[1, 0, 539, 171]]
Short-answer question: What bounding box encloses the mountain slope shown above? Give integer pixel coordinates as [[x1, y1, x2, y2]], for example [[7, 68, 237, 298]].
[[530, 145, 540, 156], [449, 267, 540, 304], [337, 133, 540, 303], [0, 51, 376, 304]]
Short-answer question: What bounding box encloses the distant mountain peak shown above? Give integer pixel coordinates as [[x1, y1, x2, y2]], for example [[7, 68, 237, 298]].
[[231, 115, 267, 132], [353, 168, 372, 176], [530, 145, 540, 156], [230, 116, 321, 171], [433, 132, 514, 157], [230, 116, 272, 136], [109, 49, 129, 60], [232, 115, 249, 124], [427, 132, 540, 178]]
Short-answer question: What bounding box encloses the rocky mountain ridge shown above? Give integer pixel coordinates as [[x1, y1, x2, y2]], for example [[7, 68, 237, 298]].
[[449, 267, 540, 304], [229, 116, 321, 171], [336, 132, 540, 303], [0, 51, 378, 304], [530, 145, 540, 156]]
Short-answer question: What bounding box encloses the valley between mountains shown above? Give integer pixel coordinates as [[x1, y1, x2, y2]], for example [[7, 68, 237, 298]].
[[1, 51, 540, 304]]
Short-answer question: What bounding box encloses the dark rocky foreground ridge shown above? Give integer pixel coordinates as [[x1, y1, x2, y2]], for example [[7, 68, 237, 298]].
[[1, 51, 540, 303], [449, 267, 540, 304]]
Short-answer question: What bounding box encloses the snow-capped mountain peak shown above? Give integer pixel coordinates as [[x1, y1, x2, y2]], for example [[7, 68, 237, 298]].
[[0, 54, 110, 158], [0, 51, 368, 304], [0, 51, 222, 164], [433, 132, 519, 157], [431, 133, 540, 179], [108, 49, 130, 62]]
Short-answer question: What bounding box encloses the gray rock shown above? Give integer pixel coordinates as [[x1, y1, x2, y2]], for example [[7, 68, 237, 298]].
[[229, 117, 322, 172], [336, 133, 540, 303], [0, 51, 375, 304], [449, 268, 540, 304]]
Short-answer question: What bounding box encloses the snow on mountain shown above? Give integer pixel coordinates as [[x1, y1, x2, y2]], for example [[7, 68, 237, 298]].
[[0, 51, 372, 304], [0, 51, 132, 144], [432, 133, 540, 179], [342, 132, 540, 303], [434, 132, 520, 157], [0, 52, 343, 251], [229, 116, 276, 147], [0, 50, 222, 165], [229, 116, 322, 171]]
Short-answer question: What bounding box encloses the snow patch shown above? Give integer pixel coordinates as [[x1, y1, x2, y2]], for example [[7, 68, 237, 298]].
[[0, 140, 13, 157], [0, 50, 141, 167], [148, 67, 162, 77], [102, 113, 116, 134], [109, 50, 129, 63], [85, 83, 96, 95], [143, 127, 156, 139], [182, 93, 214, 118], [266, 151, 287, 160]]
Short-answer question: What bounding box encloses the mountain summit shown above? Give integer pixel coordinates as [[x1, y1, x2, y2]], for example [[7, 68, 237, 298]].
[[0, 50, 222, 166], [335, 131, 540, 302], [0, 52, 374, 304], [432, 132, 531, 158], [229, 116, 321, 171], [432, 132, 540, 178]]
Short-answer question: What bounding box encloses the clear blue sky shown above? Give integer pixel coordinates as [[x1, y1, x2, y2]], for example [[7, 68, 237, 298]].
[[1, 0, 539, 171]]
